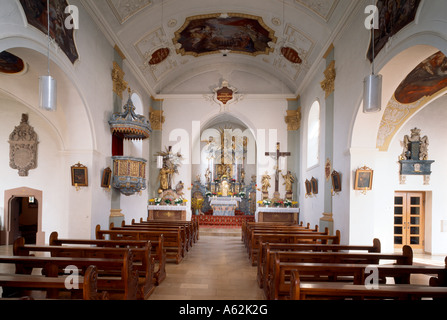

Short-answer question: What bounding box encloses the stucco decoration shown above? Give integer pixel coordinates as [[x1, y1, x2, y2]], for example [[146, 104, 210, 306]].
[[9, 114, 39, 177]]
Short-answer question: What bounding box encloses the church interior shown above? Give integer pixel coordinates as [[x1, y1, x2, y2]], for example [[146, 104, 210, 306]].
[[1, 0, 447, 304]]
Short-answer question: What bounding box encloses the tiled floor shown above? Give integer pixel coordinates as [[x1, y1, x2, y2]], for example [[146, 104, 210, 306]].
[[148, 231, 265, 300]]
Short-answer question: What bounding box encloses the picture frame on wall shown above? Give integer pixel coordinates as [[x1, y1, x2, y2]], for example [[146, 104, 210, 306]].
[[331, 170, 342, 192], [101, 167, 112, 188], [354, 166, 373, 190], [305, 179, 312, 196], [71, 162, 88, 187], [311, 177, 318, 194]]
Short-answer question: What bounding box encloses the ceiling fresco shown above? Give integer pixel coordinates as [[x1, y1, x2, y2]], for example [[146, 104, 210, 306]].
[[173, 13, 277, 57]]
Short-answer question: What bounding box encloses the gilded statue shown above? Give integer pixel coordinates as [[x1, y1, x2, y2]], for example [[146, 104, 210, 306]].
[[282, 170, 295, 193], [261, 172, 271, 193], [158, 166, 174, 191]]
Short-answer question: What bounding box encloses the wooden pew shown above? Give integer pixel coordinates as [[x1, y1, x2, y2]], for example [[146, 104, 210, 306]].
[[289, 270, 447, 300], [48, 231, 166, 285], [13, 237, 155, 299], [0, 265, 107, 300], [243, 222, 313, 248], [269, 246, 415, 300], [257, 238, 382, 290], [249, 229, 341, 266], [0, 251, 139, 300], [95, 224, 183, 264], [113, 222, 188, 255], [136, 218, 199, 245]]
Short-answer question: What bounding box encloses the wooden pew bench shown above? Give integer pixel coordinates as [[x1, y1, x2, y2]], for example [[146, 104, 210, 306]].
[[0, 265, 107, 300], [268, 246, 415, 300], [13, 237, 155, 299], [96, 225, 183, 264], [48, 232, 166, 285], [0, 252, 138, 300], [136, 218, 199, 245], [249, 230, 341, 266], [114, 222, 188, 255], [257, 238, 382, 290], [290, 270, 447, 300]]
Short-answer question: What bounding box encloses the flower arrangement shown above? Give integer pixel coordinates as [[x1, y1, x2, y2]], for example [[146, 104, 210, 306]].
[[284, 199, 298, 207], [154, 197, 161, 205], [174, 197, 188, 205], [257, 199, 271, 207], [164, 199, 172, 205], [238, 191, 246, 198], [205, 191, 212, 197], [274, 200, 283, 207]]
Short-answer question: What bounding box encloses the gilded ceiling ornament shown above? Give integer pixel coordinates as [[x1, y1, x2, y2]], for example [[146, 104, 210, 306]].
[[284, 108, 301, 131], [9, 114, 38, 176], [320, 60, 336, 98], [112, 61, 128, 99]]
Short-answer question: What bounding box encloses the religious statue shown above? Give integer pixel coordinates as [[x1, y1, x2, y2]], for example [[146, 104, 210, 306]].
[[261, 172, 271, 193], [282, 170, 295, 193], [205, 168, 211, 184], [158, 165, 174, 191], [175, 180, 185, 197]]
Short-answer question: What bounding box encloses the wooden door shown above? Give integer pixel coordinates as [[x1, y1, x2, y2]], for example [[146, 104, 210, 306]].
[[394, 192, 425, 250]]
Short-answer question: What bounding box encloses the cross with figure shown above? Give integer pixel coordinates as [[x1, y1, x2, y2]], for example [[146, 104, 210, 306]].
[[265, 142, 291, 192]]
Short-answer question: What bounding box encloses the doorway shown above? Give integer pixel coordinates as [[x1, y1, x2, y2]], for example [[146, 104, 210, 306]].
[[394, 192, 425, 251], [8, 197, 38, 244]]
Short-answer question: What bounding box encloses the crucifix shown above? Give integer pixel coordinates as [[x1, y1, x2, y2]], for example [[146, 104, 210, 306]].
[[265, 142, 291, 192]]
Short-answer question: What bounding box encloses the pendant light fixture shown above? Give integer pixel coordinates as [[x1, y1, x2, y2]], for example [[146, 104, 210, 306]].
[[363, 8, 382, 113], [39, 0, 57, 111]]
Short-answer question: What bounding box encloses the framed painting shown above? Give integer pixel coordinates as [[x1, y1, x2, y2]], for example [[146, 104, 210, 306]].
[[101, 167, 112, 188], [305, 179, 312, 196], [354, 166, 373, 190], [71, 162, 88, 187], [311, 177, 318, 194], [331, 170, 342, 193]]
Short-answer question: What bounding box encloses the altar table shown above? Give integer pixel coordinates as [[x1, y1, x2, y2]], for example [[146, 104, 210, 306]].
[[209, 197, 241, 216], [147, 205, 192, 221], [255, 206, 300, 223]]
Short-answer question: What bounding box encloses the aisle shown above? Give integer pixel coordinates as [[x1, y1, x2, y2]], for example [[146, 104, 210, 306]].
[[148, 232, 264, 300]]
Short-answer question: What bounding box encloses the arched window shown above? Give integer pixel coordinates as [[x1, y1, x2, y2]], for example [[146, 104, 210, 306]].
[[307, 100, 320, 169]]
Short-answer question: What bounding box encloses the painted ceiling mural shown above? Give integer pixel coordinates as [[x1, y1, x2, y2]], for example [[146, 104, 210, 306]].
[[19, 0, 79, 64], [377, 51, 447, 151], [0, 51, 26, 74], [173, 13, 277, 57], [367, 0, 421, 62]]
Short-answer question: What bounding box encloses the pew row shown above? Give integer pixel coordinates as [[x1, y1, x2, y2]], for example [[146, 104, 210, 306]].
[[257, 238, 382, 290], [289, 270, 447, 300], [13, 237, 155, 299], [0, 251, 138, 300], [95, 224, 183, 264], [48, 231, 166, 285], [269, 246, 422, 299], [0, 265, 107, 300]]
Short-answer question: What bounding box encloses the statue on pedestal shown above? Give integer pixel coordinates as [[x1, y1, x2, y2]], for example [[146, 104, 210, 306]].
[[282, 170, 295, 200], [261, 172, 271, 200]]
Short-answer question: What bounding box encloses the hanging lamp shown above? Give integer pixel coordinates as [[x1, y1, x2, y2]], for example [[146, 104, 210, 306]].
[[363, 9, 382, 113], [39, 0, 57, 111]]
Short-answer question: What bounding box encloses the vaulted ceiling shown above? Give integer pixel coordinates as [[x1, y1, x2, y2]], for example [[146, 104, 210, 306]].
[[83, 0, 357, 96]]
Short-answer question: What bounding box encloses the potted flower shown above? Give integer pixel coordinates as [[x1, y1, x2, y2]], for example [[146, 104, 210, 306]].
[[284, 199, 292, 207], [154, 197, 162, 205], [238, 191, 246, 199], [205, 191, 212, 197], [274, 200, 283, 207], [262, 199, 271, 207], [164, 199, 172, 205], [174, 198, 183, 206]]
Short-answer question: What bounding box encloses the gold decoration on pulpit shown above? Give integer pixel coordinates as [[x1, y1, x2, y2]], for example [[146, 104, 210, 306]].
[[112, 61, 128, 99], [284, 108, 301, 131], [320, 60, 336, 98]]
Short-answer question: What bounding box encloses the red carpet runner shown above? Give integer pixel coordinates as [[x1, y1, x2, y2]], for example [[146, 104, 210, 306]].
[[192, 214, 255, 227]]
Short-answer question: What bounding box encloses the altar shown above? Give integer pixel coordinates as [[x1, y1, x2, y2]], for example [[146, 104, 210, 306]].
[[255, 206, 300, 223], [148, 204, 192, 221], [209, 196, 241, 216]]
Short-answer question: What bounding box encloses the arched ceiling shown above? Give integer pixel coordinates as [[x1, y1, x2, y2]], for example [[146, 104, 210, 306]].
[[83, 0, 356, 96]]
